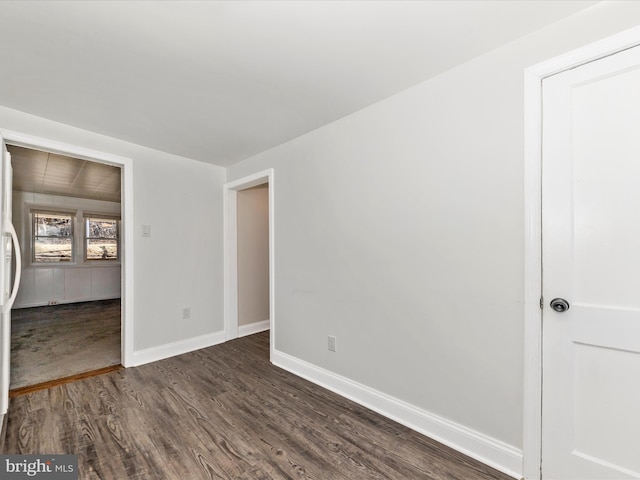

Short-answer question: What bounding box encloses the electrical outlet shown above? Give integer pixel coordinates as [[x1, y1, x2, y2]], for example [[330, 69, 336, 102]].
[[182, 307, 191, 319], [328, 335, 337, 352], [48, 300, 59, 306]]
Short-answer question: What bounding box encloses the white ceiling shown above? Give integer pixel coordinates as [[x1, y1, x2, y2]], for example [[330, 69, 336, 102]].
[[0, 1, 597, 167]]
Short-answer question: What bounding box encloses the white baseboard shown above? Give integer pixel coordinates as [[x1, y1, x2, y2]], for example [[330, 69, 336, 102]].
[[13, 296, 121, 310], [238, 319, 270, 338], [272, 349, 523, 479], [130, 330, 226, 367]]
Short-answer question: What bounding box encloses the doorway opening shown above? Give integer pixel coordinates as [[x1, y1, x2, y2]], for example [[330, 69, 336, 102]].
[[6, 144, 122, 392], [237, 184, 270, 337], [224, 169, 274, 360], [0, 130, 133, 400]]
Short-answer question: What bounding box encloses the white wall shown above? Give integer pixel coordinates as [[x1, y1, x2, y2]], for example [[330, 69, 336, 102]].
[[237, 185, 269, 327], [12, 191, 121, 308], [0, 106, 226, 358], [227, 2, 640, 476]]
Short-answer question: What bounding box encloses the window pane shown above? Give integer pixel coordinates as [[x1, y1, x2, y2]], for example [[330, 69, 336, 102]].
[[85, 218, 118, 260], [34, 237, 73, 262], [86, 239, 118, 260], [34, 213, 72, 237], [86, 218, 118, 239], [33, 212, 74, 263]]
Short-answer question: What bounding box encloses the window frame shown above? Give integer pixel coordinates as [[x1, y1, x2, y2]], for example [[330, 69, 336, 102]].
[[83, 213, 120, 262], [28, 208, 121, 267], [30, 208, 77, 265]]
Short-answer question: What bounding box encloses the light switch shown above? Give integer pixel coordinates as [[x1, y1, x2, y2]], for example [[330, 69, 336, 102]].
[[142, 225, 151, 237]]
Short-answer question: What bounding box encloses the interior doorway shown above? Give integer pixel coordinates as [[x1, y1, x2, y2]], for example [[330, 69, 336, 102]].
[[236, 184, 270, 337], [540, 44, 640, 480], [523, 25, 640, 480], [6, 144, 123, 391], [224, 169, 274, 359]]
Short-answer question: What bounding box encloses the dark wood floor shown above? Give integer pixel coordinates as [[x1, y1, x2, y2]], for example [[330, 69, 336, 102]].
[[2, 332, 513, 480]]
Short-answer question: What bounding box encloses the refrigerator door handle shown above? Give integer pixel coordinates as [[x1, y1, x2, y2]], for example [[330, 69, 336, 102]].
[[5, 221, 21, 312]]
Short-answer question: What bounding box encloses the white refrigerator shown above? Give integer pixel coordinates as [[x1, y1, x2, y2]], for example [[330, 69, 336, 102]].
[[0, 133, 22, 415]]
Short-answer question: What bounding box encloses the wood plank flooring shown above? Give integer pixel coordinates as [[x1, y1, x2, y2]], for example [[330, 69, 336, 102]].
[[2, 332, 513, 480]]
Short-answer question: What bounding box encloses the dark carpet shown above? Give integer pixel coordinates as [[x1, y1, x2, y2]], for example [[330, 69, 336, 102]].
[[10, 299, 121, 389]]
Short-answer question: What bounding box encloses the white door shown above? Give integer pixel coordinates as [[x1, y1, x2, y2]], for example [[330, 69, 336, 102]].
[[0, 133, 21, 415], [542, 46, 640, 479]]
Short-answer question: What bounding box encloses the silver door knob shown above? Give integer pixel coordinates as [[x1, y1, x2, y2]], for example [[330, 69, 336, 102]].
[[550, 298, 570, 313]]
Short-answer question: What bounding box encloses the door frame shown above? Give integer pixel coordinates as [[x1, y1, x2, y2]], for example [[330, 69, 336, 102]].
[[0, 129, 135, 368], [223, 169, 274, 358], [523, 26, 640, 480]]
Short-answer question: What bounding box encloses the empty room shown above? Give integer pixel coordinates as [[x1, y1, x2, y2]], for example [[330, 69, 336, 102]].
[[0, 1, 639, 479]]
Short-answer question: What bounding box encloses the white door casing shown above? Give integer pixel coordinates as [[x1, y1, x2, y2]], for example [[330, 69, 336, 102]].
[[523, 26, 640, 480], [541, 46, 640, 479], [0, 130, 134, 372]]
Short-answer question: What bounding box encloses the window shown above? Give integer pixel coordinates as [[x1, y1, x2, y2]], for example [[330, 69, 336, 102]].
[[32, 211, 74, 263], [85, 216, 119, 261], [30, 209, 119, 265]]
